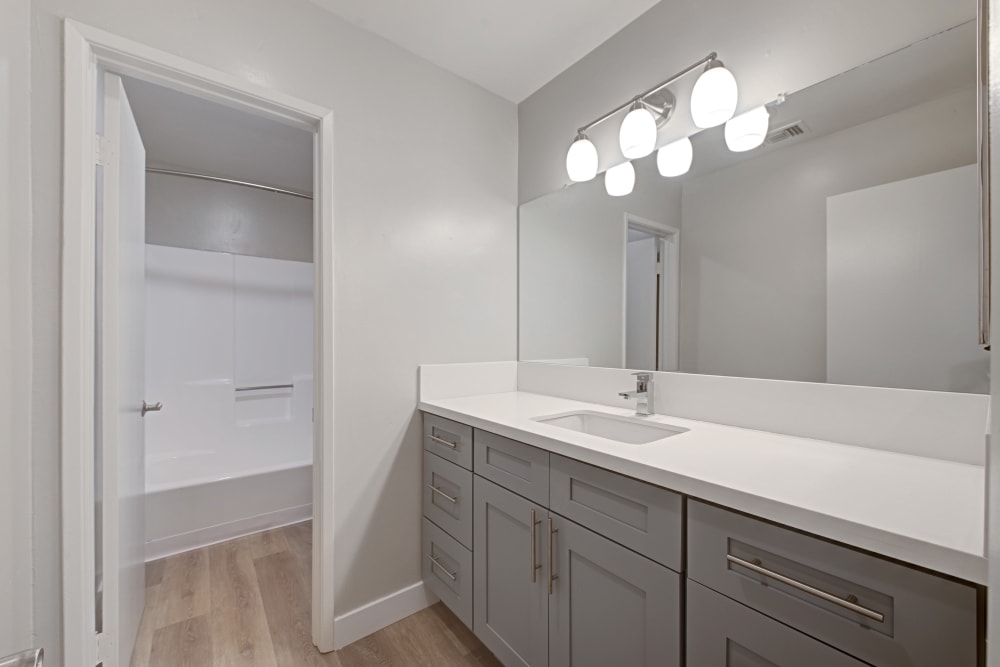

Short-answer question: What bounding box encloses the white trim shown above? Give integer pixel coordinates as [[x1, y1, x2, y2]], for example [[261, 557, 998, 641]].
[[60, 20, 337, 663], [311, 111, 337, 653], [61, 22, 100, 667], [332, 582, 438, 650], [622, 213, 681, 371], [144, 505, 313, 563]]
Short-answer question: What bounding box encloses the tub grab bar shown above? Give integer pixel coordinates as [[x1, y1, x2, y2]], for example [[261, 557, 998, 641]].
[[235, 384, 294, 392]]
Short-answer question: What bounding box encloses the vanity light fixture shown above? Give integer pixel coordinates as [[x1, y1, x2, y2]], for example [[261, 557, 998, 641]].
[[657, 137, 694, 177], [724, 105, 770, 152], [566, 132, 599, 182], [605, 161, 636, 197], [690, 60, 739, 128], [565, 51, 731, 187]]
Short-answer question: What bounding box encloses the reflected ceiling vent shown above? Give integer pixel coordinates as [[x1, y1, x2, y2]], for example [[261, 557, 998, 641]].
[[765, 121, 808, 145]]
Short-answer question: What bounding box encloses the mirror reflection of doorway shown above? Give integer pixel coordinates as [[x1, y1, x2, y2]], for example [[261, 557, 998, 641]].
[[625, 215, 679, 371]]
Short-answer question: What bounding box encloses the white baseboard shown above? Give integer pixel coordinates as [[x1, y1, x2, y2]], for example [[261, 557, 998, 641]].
[[333, 581, 438, 650], [145, 503, 312, 562]]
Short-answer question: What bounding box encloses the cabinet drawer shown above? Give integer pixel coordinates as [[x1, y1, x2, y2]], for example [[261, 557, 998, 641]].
[[422, 518, 473, 628], [550, 454, 682, 570], [473, 429, 550, 505], [423, 413, 473, 470], [423, 451, 473, 549], [688, 501, 980, 667], [687, 580, 867, 667]]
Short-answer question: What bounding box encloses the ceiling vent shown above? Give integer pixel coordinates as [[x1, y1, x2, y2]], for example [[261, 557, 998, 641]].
[[765, 121, 808, 145]]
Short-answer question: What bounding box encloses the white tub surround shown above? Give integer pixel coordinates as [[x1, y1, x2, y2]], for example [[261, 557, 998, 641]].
[[144, 245, 314, 559], [418, 363, 989, 584]]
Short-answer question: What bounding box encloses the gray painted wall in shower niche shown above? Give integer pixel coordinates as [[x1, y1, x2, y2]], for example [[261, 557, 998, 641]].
[[145, 170, 314, 262]]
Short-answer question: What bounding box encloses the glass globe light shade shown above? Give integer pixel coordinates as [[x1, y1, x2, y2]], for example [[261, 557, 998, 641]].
[[724, 106, 770, 152], [619, 104, 657, 159], [656, 137, 694, 177], [690, 65, 738, 128], [565, 135, 599, 182], [605, 161, 636, 197]]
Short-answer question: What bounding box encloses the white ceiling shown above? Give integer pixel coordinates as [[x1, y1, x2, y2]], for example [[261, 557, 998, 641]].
[[307, 0, 661, 102], [121, 77, 314, 194]]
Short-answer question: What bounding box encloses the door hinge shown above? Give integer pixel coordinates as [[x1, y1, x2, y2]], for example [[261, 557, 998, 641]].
[[95, 135, 115, 166], [95, 631, 112, 664]]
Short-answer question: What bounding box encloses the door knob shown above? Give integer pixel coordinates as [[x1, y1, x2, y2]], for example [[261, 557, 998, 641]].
[[141, 400, 163, 417]]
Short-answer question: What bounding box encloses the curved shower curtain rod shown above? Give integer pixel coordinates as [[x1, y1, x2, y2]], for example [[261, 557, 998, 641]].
[[146, 167, 314, 200]]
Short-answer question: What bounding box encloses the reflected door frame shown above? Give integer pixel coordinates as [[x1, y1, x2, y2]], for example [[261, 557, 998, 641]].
[[61, 20, 336, 665], [622, 213, 680, 371]]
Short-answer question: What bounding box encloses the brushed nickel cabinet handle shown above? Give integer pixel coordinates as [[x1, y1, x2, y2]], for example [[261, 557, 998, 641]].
[[426, 553, 457, 581], [727, 554, 884, 623], [427, 484, 458, 504], [428, 434, 458, 449], [548, 517, 559, 594], [530, 510, 541, 583]]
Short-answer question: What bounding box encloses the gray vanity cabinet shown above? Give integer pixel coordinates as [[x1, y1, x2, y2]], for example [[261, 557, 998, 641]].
[[548, 513, 681, 667], [474, 476, 549, 667], [472, 436, 681, 667]]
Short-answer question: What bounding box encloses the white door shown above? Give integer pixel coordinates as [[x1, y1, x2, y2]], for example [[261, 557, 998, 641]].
[[626, 236, 659, 370], [99, 71, 147, 667]]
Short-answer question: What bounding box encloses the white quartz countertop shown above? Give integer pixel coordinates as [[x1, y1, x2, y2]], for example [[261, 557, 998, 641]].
[[419, 391, 986, 585]]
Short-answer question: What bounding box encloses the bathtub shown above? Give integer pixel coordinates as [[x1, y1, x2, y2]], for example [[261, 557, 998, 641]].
[[143, 377, 314, 561], [145, 456, 312, 561]]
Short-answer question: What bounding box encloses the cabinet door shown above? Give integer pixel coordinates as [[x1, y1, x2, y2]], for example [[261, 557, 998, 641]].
[[548, 515, 680, 667], [474, 477, 548, 667], [687, 581, 869, 667]]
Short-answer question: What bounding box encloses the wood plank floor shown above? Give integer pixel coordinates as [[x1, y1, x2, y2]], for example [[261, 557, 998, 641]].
[[131, 521, 501, 666]]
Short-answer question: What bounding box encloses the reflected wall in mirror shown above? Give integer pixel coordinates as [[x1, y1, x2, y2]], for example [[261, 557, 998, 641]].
[[519, 22, 988, 393]]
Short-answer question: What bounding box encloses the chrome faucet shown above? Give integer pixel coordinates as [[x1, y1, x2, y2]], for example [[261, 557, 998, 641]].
[[619, 372, 653, 416]]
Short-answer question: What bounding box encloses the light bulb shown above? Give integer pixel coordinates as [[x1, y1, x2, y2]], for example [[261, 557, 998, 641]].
[[619, 103, 657, 159], [565, 134, 599, 182], [657, 137, 694, 177], [605, 161, 635, 197], [690, 64, 738, 128], [725, 106, 770, 152]]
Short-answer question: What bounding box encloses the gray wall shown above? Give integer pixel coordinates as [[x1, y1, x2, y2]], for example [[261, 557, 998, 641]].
[[517, 0, 976, 203], [0, 0, 35, 657], [679, 88, 976, 382], [24, 1, 517, 662], [827, 164, 985, 393], [519, 167, 682, 368], [146, 171, 314, 262]]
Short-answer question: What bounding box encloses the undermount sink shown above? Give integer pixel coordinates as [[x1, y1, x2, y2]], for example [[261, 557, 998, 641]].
[[532, 410, 688, 444]]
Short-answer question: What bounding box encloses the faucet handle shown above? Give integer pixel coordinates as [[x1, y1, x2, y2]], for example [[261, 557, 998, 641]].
[[632, 372, 652, 381]]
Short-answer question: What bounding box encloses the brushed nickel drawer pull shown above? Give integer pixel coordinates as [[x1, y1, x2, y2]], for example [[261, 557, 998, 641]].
[[427, 484, 458, 504], [727, 554, 884, 623], [530, 510, 541, 583], [426, 553, 457, 581], [548, 517, 559, 594], [428, 434, 458, 449]]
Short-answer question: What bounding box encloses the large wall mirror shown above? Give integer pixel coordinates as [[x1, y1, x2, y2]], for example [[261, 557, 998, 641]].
[[519, 21, 988, 394]]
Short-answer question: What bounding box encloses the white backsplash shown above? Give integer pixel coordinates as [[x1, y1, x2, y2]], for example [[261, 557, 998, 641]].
[[517, 363, 989, 466]]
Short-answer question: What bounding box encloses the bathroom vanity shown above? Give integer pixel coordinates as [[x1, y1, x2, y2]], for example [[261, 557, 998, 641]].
[[419, 391, 984, 667]]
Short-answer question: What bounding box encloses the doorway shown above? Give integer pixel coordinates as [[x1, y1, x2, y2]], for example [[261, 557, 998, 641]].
[[61, 22, 335, 667], [623, 214, 679, 371]]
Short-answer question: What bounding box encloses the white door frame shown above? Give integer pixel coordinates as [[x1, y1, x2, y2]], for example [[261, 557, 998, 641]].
[[61, 20, 336, 665], [621, 213, 680, 371]]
